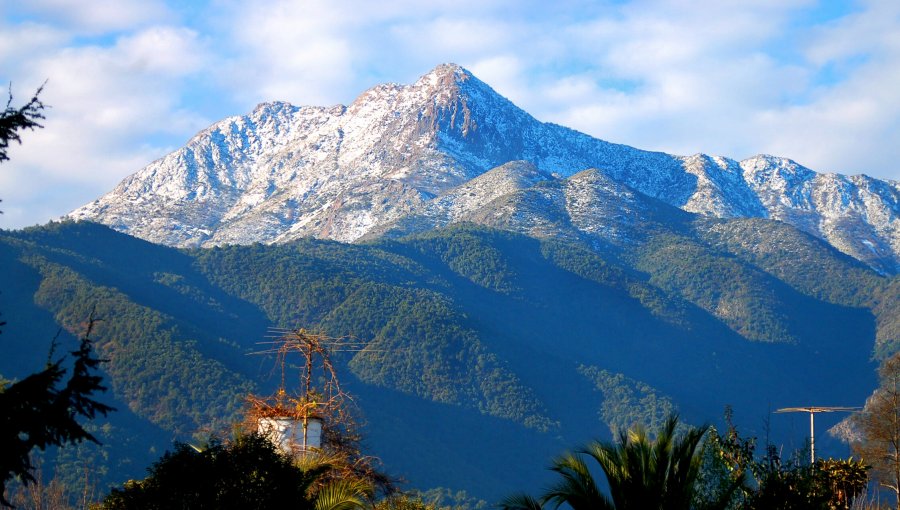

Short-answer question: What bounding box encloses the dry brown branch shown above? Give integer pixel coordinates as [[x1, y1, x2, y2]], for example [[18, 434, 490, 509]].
[[244, 328, 396, 495]]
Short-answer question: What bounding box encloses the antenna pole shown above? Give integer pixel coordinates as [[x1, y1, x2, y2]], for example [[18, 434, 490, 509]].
[[303, 338, 312, 451], [809, 410, 815, 463], [249, 328, 369, 457], [775, 406, 860, 464]]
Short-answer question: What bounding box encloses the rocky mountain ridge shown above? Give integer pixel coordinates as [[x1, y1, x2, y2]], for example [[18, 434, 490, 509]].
[[69, 64, 900, 273]]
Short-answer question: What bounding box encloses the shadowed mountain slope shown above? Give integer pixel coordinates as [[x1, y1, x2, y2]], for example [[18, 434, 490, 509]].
[[2, 220, 890, 499]]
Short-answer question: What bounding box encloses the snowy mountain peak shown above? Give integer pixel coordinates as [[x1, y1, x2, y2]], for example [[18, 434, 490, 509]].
[[418, 62, 473, 87], [69, 64, 900, 273]]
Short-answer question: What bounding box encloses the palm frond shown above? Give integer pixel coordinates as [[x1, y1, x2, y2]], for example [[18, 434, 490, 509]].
[[314, 478, 372, 510], [533, 414, 718, 510], [546, 450, 615, 510], [497, 493, 544, 510]]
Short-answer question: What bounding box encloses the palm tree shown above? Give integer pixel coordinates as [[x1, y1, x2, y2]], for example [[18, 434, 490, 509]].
[[313, 478, 372, 510], [298, 451, 373, 510], [502, 415, 737, 510]]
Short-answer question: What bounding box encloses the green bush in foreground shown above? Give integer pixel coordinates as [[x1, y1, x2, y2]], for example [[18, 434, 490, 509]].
[[97, 433, 366, 510], [502, 413, 869, 510]]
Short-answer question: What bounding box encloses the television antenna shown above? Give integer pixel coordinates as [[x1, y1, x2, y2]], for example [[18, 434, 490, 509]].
[[247, 328, 374, 455], [774, 406, 860, 463]]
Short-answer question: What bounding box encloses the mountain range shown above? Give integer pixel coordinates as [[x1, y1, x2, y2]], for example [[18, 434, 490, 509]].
[[2, 64, 898, 503], [69, 63, 900, 275]]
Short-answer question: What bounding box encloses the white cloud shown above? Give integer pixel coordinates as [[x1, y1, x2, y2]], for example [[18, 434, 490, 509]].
[[0, 24, 212, 228], [116, 26, 207, 75], [0, 22, 67, 65], [497, 2, 799, 156], [215, 0, 541, 106], [13, 0, 171, 33], [804, 0, 900, 64], [28, 26, 209, 138], [750, 0, 900, 174], [391, 16, 519, 58], [503, 0, 900, 175], [467, 55, 533, 106], [217, 1, 357, 106]]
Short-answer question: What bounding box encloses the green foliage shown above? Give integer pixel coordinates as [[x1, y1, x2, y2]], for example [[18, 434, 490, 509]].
[[0, 220, 889, 503], [399, 225, 521, 293], [697, 218, 883, 307], [538, 240, 691, 328], [697, 218, 896, 357], [0, 319, 113, 507], [347, 286, 555, 431], [701, 413, 869, 510], [194, 233, 556, 432], [502, 415, 722, 510], [744, 451, 868, 510], [872, 278, 900, 359], [507, 408, 868, 510], [0, 84, 45, 164], [814, 459, 870, 510], [7, 247, 255, 436], [376, 493, 439, 510], [374, 490, 489, 510], [191, 239, 429, 328], [410, 488, 488, 510], [578, 365, 677, 436], [313, 478, 372, 510], [634, 233, 797, 343], [98, 433, 323, 510]]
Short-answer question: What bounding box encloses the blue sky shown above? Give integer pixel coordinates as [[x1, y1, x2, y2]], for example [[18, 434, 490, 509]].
[[2, 0, 899, 228]]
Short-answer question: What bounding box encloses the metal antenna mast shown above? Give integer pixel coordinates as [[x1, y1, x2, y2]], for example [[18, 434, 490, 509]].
[[774, 406, 860, 463], [248, 328, 374, 455]]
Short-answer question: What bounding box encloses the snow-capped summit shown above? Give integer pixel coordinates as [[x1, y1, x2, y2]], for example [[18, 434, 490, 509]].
[[69, 64, 900, 273]]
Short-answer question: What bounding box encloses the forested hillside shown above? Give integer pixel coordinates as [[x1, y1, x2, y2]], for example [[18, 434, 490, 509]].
[[1, 218, 893, 500]]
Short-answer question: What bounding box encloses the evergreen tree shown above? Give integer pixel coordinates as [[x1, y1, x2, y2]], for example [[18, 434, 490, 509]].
[[0, 83, 45, 163], [0, 317, 113, 507], [0, 85, 113, 508]]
